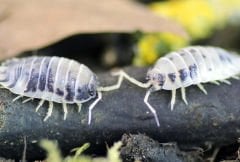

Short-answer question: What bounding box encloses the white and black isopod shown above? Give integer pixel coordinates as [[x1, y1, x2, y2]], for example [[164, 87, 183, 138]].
[[0, 56, 122, 124], [112, 46, 240, 127]]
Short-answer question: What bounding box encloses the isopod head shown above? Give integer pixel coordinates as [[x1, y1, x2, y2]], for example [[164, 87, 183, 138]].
[[146, 69, 166, 91], [75, 74, 99, 102], [87, 74, 99, 97]]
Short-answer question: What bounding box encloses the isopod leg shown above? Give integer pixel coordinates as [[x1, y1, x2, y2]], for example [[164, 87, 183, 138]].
[[210, 81, 220, 85], [181, 87, 188, 105], [143, 90, 160, 127], [62, 103, 68, 120], [170, 89, 176, 111], [43, 101, 53, 121], [77, 103, 82, 113], [115, 70, 151, 88], [220, 79, 231, 85], [232, 76, 240, 80], [36, 99, 44, 112], [98, 72, 124, 91], [197, 84, 207, 95], [22, 97, 33, 103], [88, 91, 102, 125], [12, 95, 23, 102]]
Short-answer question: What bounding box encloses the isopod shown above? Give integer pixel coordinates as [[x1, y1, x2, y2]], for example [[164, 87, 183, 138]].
[[0, 56, 122, 124], [113, 46, 240, 126]]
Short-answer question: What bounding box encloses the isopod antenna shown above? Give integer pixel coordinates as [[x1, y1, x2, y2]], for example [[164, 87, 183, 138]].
[[98, 70, 151, 92]]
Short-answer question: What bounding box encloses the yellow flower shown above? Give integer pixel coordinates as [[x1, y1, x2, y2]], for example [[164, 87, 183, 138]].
[[134, 33, 188, 66], [150, 0, 222, 40]]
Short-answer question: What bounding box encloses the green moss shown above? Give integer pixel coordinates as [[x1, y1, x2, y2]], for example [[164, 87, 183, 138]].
[[40, 140, 62, 162]]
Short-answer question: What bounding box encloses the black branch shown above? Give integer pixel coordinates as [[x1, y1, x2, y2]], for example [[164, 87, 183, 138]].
[[0, 67, 240, 160]]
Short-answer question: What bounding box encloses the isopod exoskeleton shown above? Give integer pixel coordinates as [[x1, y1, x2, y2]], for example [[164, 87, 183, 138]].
[[112, 46, 240, 127], [0, 56, 122, 124]]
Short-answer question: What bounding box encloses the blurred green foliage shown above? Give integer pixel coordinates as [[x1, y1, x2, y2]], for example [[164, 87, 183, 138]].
[[40, 140, 122, 162]]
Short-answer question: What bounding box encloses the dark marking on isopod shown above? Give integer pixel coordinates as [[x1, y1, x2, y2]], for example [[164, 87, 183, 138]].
[[219, 52, 232, 64], [65, 84, 74, 101], [65, 85, 75, 101], [219, 54, 226, 62], [189, 49, 197, 53], [76, 85, 90, 101], [56, 88, 64, 96], [157, 74, 165, 86], [65, 73, 76, 101], [189, 64, 197, 79], [168, 73, 176, 82], [24, 69, 39, 92], [202, 54, 206, 59], [25, 58, 43, 91], [226, 56, 232, 63], [179, 68, 188, 81], [180, 53, 185, 56], [88, 83, 96, 97], [76, 88, 82, 100], [39, 73, 46, 91], [47, 69, 54, 92]]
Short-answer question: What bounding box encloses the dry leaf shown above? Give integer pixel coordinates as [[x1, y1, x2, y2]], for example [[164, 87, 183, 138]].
[[0, 0, 187, 60]]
